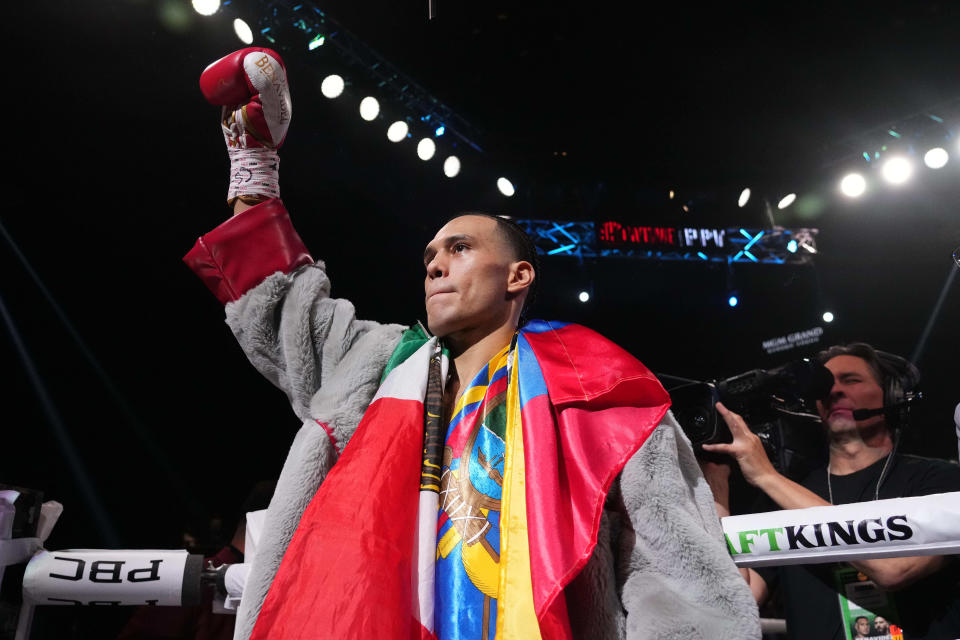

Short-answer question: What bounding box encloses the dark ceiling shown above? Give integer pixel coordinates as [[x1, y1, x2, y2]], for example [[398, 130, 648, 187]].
[[5, 5, 960, 623], [308, 0, 960, 183]]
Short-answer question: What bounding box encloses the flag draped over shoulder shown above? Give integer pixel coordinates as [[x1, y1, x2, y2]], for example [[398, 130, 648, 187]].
[[249, 320, 671, 640]]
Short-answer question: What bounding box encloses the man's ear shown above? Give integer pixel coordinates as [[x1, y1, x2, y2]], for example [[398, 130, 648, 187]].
[[507, 260, 535, 295]]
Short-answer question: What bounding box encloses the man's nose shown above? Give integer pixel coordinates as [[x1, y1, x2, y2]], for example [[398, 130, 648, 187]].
[[426, 254, 446, 279]]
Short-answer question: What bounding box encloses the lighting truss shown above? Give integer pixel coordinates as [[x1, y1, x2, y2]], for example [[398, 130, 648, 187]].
[[823, 96, 960, 170], [232, 0, 484, 153], [520, 220, 597, 260], [515, 219, 817, 265]]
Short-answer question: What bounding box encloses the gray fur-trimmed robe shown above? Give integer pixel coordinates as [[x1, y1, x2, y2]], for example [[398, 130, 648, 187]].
[[223, 263, 759, 639]]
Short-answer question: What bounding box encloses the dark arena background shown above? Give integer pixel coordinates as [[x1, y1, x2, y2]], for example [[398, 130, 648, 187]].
[[4, 0, 960, 636]]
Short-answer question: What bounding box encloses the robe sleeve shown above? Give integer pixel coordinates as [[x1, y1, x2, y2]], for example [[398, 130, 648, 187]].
[[616, 411, 761, 639]]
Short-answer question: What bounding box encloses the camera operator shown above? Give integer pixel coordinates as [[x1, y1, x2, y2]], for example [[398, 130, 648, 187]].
[[701, 343, 960, 639]]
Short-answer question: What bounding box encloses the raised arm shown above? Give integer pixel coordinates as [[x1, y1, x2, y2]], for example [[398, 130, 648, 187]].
[[184, 48, 403, 421]]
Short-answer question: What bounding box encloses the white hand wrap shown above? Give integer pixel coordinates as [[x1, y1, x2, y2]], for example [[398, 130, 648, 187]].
[[227, 147, 280, 203]]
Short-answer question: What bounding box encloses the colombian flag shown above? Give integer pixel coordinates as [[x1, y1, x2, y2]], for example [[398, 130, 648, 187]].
[[249, 321, 670, 639]]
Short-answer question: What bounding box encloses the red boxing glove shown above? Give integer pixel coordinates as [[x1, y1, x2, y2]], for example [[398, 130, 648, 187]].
[[200, 47, 291, 149], [200, 48, 291, 204]]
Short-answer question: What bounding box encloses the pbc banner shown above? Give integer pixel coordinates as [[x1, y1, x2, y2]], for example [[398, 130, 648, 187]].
[[722, 492, 960, 567], [22, 549, 203, 606]]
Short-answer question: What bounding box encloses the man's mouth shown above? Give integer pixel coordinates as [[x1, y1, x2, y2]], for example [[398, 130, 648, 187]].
[[828, 407, 854, 418]]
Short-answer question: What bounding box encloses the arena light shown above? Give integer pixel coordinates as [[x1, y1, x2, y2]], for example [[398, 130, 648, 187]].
[[822, 311, 835, 323], [923, 147, 949, 169], [840, 173, 866, 198], [787, 240, 798, 253], [416, 138, 436, 160], [497, 177, 515, 197], [359, 97, 380, 121], [320, 75, 344, 99], [738, 188, 751, 208], [233, 18, 254, 44], [386, 121, 408, 142], [443, 156, 461, 178], [308, 34, 325, 50], [728, 295, 739, 308], [777, 193, 796, 210], [158, 0, 192, 31], [435, 125, 445, 137], [881, 156, 913, 185], [578, 291, 590, 303], [191, 0, 219, 15]]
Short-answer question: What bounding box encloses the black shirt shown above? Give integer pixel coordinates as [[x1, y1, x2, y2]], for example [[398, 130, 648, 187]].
[[755, 454, 960, 640]]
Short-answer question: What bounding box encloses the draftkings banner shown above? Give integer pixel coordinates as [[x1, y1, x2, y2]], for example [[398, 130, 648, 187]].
[[722, 491, 960, 567]]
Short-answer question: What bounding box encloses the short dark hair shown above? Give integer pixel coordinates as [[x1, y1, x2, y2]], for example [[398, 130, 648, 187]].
[[816, 342, 920, 405], [448, 213, 540, 327], [817, 343, 886, 386]]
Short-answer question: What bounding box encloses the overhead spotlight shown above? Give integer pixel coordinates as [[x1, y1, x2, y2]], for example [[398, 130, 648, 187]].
[[881, 156, 912, 184], [777, 193, 797, 210], [359, 97, 380, 121], [308, 34, 326, 50], [787, 239, 798, 253], [434, 125, 445, 137], [416, 138, 436, 160], [497, 177, 515, 197], [840, 173, 866, 198], [924, 147, 949, 169], [738, 188, 751, 208], [320, 74, 344, 98], [233, 18, 254, 45], [443, 155, 461, 178], [386, 121, 408, 142], [728, 295, 739, 308], [669, 190, 675, 200], [822, 311, 835, 323], [578, 291, 590, 303], [191, 0, 219, 15]]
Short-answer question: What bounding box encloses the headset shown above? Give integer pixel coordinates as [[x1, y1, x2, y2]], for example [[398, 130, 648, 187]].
[[845, 347, 922, 430]]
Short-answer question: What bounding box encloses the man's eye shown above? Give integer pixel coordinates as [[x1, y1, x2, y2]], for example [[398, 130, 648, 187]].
[[453, 243, 467, 252]]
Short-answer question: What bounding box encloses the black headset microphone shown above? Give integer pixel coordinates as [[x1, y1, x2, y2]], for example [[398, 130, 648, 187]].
[[851, 397, 922, 422]]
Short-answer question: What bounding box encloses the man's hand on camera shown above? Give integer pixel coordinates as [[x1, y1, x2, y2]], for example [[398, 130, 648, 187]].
[[701, 402, 778, 488]]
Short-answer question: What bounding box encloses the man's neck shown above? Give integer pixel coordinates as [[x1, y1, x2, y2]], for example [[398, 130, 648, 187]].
[[445, 323, 516, 402], [828, 425, 894, 475]]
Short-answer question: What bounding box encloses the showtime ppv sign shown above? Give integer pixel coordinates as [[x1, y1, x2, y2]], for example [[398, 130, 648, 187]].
[[597, 221, 726, 251]]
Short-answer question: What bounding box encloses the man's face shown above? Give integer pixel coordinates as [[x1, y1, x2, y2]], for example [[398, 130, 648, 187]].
[[855, 617, 870, 636], [816, 355, 886, 434], [873, 616, 889, 632], [423, 215, 517, 338]]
